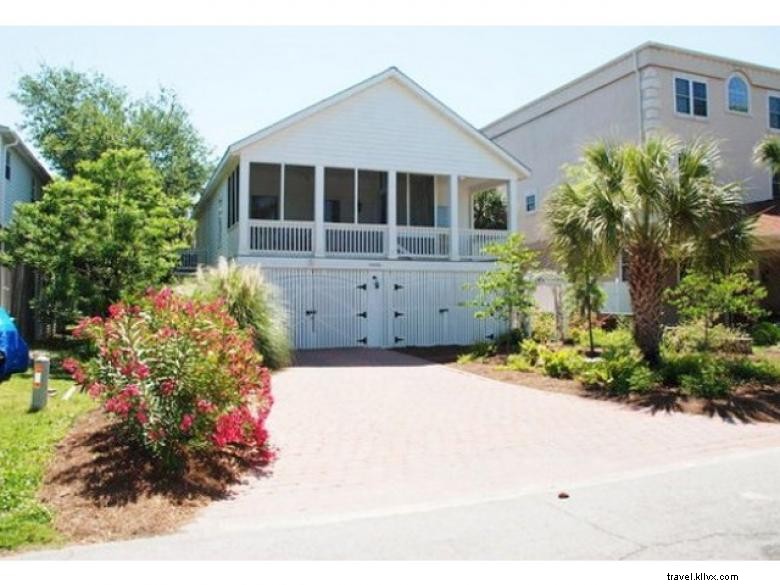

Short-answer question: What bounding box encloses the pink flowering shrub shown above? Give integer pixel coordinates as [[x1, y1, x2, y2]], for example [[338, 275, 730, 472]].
[[64, 288, 273, 469]]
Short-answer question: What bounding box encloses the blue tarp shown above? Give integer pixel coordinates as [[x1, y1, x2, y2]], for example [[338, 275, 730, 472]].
[[0, 308, 29, 380]]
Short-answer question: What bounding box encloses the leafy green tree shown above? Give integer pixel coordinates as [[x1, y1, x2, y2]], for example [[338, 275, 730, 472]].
[[13, 65, 211, 199], [12, 65, 127, 179], [0, 149, 192, 324], [472, 189, 507, 230], [664, 269, 767, 349], [545, 136, 752, 364], [469, 233, 538, 349]]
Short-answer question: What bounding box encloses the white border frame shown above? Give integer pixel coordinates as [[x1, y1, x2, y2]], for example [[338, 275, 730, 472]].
[[672, 73, 709, 120]]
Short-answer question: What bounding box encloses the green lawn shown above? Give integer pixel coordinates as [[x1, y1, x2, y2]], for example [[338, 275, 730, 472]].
[[0, 371, 93, 551]]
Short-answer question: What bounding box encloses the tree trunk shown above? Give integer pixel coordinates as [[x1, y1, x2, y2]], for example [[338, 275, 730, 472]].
[[627, 246, 666, 365], [586, 290, 595, 356]]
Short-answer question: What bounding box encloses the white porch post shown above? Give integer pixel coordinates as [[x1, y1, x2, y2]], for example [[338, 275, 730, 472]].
[[507, 178, 520, 234], [449, 174, 460, 261], [387, 171, 397, 259], [314, 165, 325, 258], [238, 156, 250, 256]]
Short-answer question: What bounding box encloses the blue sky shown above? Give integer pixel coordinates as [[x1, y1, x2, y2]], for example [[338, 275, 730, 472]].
[[1, 27, 778, 165]]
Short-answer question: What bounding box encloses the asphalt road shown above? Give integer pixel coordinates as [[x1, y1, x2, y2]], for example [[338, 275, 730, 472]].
[[17, 445, 780, 560]]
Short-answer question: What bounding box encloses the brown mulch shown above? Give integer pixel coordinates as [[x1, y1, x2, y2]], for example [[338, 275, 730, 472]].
[[39, 409, 268, 545], [399, 346, 780, 424]]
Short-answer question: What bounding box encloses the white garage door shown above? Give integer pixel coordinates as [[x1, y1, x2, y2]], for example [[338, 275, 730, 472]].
[[264, 267, 503, 349]]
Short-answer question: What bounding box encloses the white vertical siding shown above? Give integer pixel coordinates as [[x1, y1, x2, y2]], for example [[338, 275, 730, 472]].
[[262, 265, 505, 350]]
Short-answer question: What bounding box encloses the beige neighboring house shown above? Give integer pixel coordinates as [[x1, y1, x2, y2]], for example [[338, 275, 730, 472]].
[[0, 125, 50, 338], [483, 42, 780, 314]]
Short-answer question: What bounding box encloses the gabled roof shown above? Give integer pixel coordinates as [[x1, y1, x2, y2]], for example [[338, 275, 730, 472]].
[[0, 125, 51, 182], [199, 67, 530, 207]]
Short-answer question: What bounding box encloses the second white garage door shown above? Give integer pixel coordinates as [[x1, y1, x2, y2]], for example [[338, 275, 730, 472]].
[[263, 267, 503, 349]]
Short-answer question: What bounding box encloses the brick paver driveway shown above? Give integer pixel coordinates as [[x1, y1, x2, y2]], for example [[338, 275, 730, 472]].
[[182, 348, 780, 533]]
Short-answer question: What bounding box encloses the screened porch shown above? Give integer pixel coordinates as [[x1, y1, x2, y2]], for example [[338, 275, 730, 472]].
[[225, 161, 516, 261]]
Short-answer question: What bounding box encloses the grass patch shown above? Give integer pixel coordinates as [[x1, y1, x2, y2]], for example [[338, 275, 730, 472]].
[[0, 371, 93, 552]]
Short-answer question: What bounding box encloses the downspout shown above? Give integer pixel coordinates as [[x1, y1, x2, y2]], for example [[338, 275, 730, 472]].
[[634, 49, 645, 144]]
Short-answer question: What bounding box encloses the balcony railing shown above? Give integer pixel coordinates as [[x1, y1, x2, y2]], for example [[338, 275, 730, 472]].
[[458, 229, 507, 259], [249, 220, 313, 255], [237, 221, 508, 261], [325, 223, 386, 257], [397, 226, 450, 259]]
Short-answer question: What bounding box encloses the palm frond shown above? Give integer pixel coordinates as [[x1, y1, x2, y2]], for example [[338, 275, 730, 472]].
[[754, 135, 780, 174]]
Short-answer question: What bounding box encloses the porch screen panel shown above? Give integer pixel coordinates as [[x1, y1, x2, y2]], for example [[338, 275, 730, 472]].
[[409, 174, 434, 227], [358, 170, 388, 224], [284, 165, 315, 221], [325, 168, 355, 223], [250, 163, 281, 220]]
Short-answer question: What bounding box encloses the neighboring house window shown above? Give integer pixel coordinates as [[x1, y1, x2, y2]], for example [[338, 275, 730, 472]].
[[31, 177, 37, 199], [770, 96, 780, 130], [675, 77, 708, 117], [4, 151, 10, 180], [525, 193, 536, 213], [727, 74, 749, 113]]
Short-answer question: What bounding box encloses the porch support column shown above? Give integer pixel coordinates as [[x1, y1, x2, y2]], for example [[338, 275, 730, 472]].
[[238, 155, 250, 256], [507, 178, 520, 234], [449, 174, 460, 261], [387, 171, 398, 259], [314, 165, 325, 258]]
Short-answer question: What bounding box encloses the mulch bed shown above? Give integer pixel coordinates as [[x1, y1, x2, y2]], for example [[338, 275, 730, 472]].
[[399, 346, 780, 424], [39, 409, 267, 545]]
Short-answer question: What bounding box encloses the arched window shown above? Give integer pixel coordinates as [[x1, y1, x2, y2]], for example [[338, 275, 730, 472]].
[[727, 74, 750, 113]]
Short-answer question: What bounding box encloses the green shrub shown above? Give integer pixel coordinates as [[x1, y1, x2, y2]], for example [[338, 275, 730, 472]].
[[506, 353, 534, 372], [519, 338, 542, 365], [594, 327, 637, 355], [540, 348, 584, 379], [679, 359, 731, 398], [456, 352, 478, 364], [750, 321, 780, 346], [659, 352, 706, 386], [579, 350, 656, 394], [179, 259, 291, 370], [531, 311, 556, 343], [725, 358, 780, 384], [470, 341, 496, 358], [664, 323, 746, 353], [494, 328, 525, 349]]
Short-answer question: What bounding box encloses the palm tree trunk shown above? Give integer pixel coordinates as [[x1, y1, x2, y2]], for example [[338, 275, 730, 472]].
[[586, 289, 595, 356], [627, 246, 665, 365]]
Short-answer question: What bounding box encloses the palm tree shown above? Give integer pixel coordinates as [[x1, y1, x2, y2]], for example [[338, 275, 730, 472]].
[[546, 136, 752, 364], [548, 182, 610, 356], [754, 135, 780, 175]]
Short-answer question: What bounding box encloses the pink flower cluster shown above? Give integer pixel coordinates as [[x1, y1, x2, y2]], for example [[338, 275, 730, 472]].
[[65, 287, 273, 468]]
